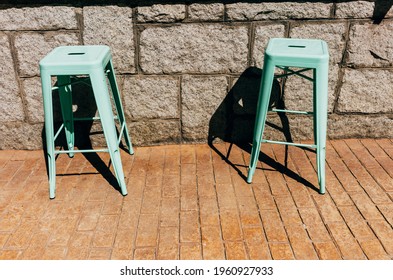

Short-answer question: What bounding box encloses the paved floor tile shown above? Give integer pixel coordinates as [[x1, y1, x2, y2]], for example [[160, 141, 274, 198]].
[[0, 139, 392, 260]]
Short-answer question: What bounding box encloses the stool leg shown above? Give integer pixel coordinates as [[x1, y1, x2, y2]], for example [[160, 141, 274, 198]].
[[58, 75, 75, 158], [247, 60, 276, 183], [106, 60, 134, 155], [41, 73, 56, 199], [314, 66, 329, 194], [90, 69, 128, 196]]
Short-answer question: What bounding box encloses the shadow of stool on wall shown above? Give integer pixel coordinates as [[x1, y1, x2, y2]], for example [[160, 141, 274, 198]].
[[208, 66, 284, 146]]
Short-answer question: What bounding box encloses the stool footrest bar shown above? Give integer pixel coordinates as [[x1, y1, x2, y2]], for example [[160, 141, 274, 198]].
[[73, 116, 119, 121], [261, 139, 317, 149], [74, 116, 100, 121], [54, 123, 65, 141], [271, 109, 314, 115], [117, 123, 126, 146], [54, 148, 109, 155]]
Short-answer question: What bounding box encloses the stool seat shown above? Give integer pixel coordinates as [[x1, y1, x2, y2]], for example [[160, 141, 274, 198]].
[[265, 38, 329, 67], [40, 45, 112, 74], [40, 45, 134, 199], [247, 38, 329, 194]]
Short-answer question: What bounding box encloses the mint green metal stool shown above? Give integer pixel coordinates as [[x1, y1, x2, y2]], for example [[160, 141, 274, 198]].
[[40, 45, 134, 199], [247, 38, 329, 194]]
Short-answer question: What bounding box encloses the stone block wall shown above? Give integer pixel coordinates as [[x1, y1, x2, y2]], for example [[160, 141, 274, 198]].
[[0, 1, 392, 149]]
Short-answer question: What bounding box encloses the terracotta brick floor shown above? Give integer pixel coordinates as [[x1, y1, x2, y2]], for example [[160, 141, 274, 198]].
[[0, 138, 392, 260]]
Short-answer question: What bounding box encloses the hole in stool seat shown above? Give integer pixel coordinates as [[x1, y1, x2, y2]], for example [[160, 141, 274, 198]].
[[288, 45, 306, 48], [68, 52, 85, 55]]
